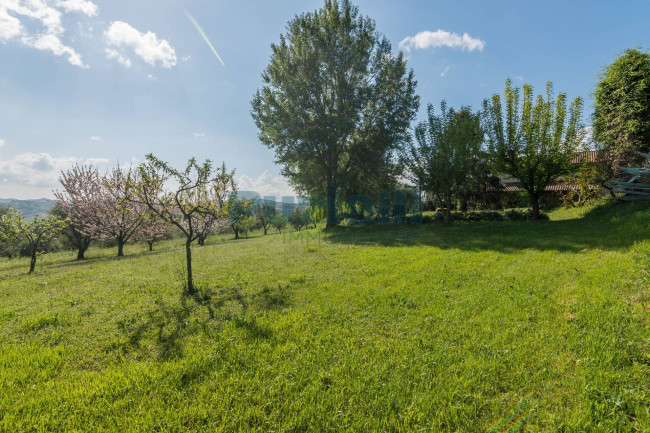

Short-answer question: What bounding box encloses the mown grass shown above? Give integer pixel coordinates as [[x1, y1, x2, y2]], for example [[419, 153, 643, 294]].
[[0, 201, 649, 432]]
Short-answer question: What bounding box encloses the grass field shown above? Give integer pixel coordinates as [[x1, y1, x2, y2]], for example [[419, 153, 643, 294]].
[[1, 201, 649, 432]]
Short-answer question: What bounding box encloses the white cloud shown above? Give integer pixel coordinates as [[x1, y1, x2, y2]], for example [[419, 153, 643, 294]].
[[440, 66, 450, 77], [105, 21, 177, 69], [515, 75, 524, 81], [0, 0, 91, 68], [105, 48, 131, 67], [182, 55, 191, 61], [0, 138, 5, 147], [55, 0, 98, 16], [147, 73, 157, 80], [192, 132, 205, 138], [237, 170, 296, 199], [0, 153, 108, 188], [399, 29, 485, 52], [89, 135, 101, 141]]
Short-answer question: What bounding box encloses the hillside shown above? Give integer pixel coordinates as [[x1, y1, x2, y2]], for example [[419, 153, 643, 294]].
[[0, 198, 56, 219], [0, 201, 648, 431]]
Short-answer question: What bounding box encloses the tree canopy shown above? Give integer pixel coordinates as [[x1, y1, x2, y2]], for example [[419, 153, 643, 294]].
[[593, 48, 650, 177], [482, 79, 584, 219], [251, 0, 419, 226], [403, 102, 486, 222]]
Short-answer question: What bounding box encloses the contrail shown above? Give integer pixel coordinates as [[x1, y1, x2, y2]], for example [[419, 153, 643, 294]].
[[183, 8, 225, 67]]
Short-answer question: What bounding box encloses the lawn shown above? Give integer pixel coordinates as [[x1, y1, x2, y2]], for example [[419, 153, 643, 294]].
[[0, 201, 649, 432]]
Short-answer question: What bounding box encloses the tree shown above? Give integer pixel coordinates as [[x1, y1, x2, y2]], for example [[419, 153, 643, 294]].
[[268, 211, 288, 233], [402, 103, 485, 223], [137, 212, 171, 251], [482, 79, 584, 219], [228, 197, 255, 239], [136, 155, 234, 294], [290, 207, 309, 231], [55, 165, 147, 257], [255, 201, 275, 235], [0, 210, 67, 274], [0, 204, 20, 258], [251, 0, 419, 227], [48, 202, 92, 260], [593, 49, 650, 182]]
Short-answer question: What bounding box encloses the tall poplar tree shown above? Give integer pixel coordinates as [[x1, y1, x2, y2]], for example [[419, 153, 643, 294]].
[[251, 0, 419, 226]]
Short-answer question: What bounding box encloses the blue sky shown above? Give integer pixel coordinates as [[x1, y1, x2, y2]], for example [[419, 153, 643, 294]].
[[0, 0, 649, 199]]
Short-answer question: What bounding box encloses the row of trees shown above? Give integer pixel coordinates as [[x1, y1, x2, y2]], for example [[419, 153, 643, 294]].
[[1, 156, 312, 288], [251, 0, 650, 223]]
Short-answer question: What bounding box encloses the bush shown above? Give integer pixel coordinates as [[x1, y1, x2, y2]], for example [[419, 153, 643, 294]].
[[422, 208, 548, 224]]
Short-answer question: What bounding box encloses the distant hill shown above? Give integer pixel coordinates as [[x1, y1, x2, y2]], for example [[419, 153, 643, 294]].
[[0, 198, 56, 219]]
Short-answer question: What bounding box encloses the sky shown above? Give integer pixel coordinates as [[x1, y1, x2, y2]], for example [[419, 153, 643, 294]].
[[0, 0, 649, 200]]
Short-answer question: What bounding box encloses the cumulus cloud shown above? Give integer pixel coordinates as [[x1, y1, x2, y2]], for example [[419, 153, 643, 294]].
[[192, 132, 205, 138], [237, 170, 296, 199], [0, 138, 5, 147], [89, 135, 101, 141], [0, 152, 108, 188], [105, 21, 177, 68], [146, 73, 157, 80], [55, 0, 98, 16], [399, 29, 485, 52], [105, 48, 131, 67], [0, 0, 96, 68]]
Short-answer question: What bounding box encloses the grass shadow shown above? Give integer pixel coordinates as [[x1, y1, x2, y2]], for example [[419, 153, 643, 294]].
[[321, 201, 650, 253], [110, 283, 293, 360]]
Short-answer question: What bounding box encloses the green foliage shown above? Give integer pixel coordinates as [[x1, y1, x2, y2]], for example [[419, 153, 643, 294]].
[[251, 0, 419, 226], [403, 102, 487, 222], [422, 208, 549, 223], [268, 211, 288, 233], [593, 48, 650, 176], [290, 207, 313, 231], [483, 79, 584, 219], [254, 202, 276, 235], [0, 209, 68, 273], [228, 197, 256, 238]]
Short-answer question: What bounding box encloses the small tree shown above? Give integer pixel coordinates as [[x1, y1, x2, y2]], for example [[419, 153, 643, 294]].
[[268, 211, 288, 233], [0, 204, 20, 258], [228, 197, 255, 239], [48, 202, 92, 260], [402, 102, 485, 223], [137, 155, 235, 294], [483, 79, 584, 219], [290, 207, 312, 231], [0, 210, 67, 274], [55, 165, 147, 257], [255, 202, 275, 235], [137, 212, 171, 251]]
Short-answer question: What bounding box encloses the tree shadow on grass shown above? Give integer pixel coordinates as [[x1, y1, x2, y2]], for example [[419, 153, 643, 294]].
[[320, 201, 650, 253], [108, 283, 293, 360]]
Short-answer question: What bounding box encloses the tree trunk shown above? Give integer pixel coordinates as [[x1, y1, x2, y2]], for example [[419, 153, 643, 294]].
[[530, 192, 541, 220], [117, 237, 125, 257], [233, 228, 239, 239], [263, 225, 268, 235], [147, 241, 153, 251], [76, 237, 90, 260], [29, 248, 36, 274], [185, 238, 194, 294], [326, 186, 337, 228], [197, 235, 205, 246]]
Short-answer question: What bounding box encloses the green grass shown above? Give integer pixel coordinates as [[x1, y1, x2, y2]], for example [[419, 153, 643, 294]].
[[1, 201, 649, 432]]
